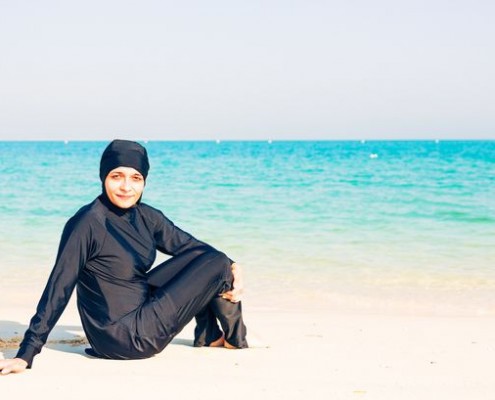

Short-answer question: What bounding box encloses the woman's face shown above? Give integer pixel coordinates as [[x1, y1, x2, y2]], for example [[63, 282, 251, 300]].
[[104, 167, 145, 209]]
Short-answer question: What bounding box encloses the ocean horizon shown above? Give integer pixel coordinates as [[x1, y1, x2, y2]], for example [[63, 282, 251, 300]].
[[1, 140, 494, 316]]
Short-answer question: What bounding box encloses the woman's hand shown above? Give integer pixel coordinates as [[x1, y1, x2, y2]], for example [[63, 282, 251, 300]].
[[0, 358, 28, 375], [221, 262, 244, 303]]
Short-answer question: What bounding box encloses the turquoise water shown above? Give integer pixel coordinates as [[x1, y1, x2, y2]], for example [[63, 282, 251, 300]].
[[1, 140, 494, 315]]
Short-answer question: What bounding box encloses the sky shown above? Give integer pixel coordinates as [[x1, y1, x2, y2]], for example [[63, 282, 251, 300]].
[[1, 0, 494, 141]]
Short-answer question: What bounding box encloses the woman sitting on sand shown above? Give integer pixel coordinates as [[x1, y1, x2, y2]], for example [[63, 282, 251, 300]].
[[0, 139, 247, 375]]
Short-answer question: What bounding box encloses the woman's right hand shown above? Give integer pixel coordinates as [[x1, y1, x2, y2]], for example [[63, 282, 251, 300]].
[[221, 262, 244, 303], [0, 358, 28, 375]]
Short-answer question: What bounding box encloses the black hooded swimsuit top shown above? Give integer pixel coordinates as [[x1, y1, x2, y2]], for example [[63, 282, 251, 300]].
[[16, 194, 212, 366]]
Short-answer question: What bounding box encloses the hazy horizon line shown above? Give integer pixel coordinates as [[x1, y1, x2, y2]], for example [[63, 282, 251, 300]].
[[1, 137, 494, 143]]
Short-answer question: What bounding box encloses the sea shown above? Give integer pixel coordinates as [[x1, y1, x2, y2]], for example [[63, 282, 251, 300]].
[[1, 140, 494, 316]]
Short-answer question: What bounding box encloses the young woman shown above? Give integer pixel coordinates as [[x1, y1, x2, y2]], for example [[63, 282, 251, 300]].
[[0, 139, 247, 375]]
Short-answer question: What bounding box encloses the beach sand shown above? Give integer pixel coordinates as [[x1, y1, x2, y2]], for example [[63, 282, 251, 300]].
[[1, 290, 494, 400]]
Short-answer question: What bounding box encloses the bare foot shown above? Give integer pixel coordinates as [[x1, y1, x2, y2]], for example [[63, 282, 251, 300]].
[[223, 340, 237, 349], [208, 335, 238, 349], [208, 335, 225, 347]]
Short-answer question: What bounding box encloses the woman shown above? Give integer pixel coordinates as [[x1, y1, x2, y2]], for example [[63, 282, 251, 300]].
[[0, 139, 247, 375]]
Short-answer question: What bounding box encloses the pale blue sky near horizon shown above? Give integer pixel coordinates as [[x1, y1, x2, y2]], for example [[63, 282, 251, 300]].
[[1, 0, 494, 141]]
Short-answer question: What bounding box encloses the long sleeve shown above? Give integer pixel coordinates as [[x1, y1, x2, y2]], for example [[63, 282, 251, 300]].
[[16, 213, 95, 367], [147, 207, 235, 265], [150, 209, 214, 256]]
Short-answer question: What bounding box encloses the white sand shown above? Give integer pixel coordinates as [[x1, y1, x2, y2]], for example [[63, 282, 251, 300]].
[[1, 291, 494, 400]]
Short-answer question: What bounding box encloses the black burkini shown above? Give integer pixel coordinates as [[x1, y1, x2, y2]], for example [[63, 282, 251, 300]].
[[16, 141, 247, 367]]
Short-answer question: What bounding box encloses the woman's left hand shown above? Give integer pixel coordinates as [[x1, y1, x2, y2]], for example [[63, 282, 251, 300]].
[[221, 263, 244, 303]]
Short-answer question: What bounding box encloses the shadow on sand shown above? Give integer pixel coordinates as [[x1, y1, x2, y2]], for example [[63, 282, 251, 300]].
[[0, 320, 195, 359], [0, 320, 88, 358]]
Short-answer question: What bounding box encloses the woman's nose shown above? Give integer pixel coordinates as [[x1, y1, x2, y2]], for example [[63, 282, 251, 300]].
[[120, 178, 132, 190]]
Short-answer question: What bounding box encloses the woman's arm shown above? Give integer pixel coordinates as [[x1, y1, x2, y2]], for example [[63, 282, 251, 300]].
[[11, 213, 96, 370], [220, 262, 244, 303], [151, 208, 216, 256], [148, 206, 242, 302]]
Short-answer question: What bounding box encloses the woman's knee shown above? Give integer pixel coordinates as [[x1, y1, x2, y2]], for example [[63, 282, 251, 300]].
[[200, 250, 233, 288], [208, 250, 231, 268]]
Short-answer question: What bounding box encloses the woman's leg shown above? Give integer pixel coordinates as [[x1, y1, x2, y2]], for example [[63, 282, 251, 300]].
[[147, 248, 209, 288], [87, 250, 247, 359], [153, 251, 232, 332], [148, 250, 247, 349], [147, 249, 223, 344], [193, 305, 223, 347], [145, 250, 247, 350], [195, 297, 248, 348], [207, 297, 248, 349]]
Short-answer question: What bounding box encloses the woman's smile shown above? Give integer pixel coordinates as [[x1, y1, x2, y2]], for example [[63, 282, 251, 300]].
[[104, 167, 145, 209]]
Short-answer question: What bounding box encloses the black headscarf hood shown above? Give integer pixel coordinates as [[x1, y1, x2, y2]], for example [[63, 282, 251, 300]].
[[99, 139, 150, 182]]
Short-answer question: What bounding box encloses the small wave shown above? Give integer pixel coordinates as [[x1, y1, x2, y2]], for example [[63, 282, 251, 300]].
[[435, 210, 495, 224]]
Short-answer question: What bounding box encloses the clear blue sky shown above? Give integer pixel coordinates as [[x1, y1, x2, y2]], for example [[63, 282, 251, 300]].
[[1, 0, 494, 140]]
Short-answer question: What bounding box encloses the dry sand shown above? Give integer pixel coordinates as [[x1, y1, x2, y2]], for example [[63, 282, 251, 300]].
[[1, 290, 494, 400]]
